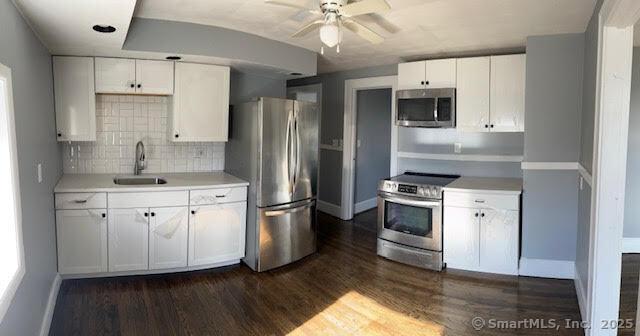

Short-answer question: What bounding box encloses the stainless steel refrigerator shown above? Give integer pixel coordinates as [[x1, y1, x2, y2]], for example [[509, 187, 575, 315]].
[[225, 97, 319, 272]]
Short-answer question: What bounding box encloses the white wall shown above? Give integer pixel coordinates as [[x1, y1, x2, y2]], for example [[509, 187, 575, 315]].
[[624, 48, 640, 238]]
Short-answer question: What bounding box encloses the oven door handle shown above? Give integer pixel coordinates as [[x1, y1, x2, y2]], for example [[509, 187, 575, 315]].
[[380, 194, 441, 208]]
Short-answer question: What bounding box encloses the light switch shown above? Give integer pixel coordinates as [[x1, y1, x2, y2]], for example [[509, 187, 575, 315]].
[[454, 143, 462, 153], [579, 176, 584, 191], [37, 163, 43, 183], [357, 139, 361, 148]]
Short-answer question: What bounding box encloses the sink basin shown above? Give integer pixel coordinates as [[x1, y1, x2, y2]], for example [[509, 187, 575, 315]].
[[113, 177, 167, 185]]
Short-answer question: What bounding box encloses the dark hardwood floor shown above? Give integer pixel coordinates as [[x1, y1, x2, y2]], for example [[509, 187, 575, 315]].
[[619, 254, 640, 336], [50, 209, 586, 335]]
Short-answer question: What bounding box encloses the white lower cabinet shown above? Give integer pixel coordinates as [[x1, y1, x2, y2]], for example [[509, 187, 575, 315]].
[[108, 208, 150, 272], [443, 191, 520, 275], [149, 206, 189, 269], [188, 201, 247, 266], [56, 209, 108, 274]]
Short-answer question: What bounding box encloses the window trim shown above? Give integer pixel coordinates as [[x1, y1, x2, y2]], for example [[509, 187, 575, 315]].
[[0, 62, 25, 322]]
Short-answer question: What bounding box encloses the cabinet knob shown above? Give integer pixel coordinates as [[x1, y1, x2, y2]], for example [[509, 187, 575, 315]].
[[137, 84, 142, 89], [490, 124, 494, 128], [102, 213, 106, 218], [175, 134, 179, 138], [425, 81, 429, 85], [484, 125, 489, 128], [130, 83, 135, 88], [481, 213, 485, 217], [144, 212, 148, 217], [150, 212, 155, 217], [475, 213, 479, 217], [421, 81, 425, 85], [191, 210, 196, 215], [57, 132, 62, 137]]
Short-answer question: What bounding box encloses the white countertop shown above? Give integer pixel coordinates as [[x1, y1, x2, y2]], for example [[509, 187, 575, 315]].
[[54, 172, 249, 193], [443, 176, 523, 195]]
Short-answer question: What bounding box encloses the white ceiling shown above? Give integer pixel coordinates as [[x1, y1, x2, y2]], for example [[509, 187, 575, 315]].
[[136, 0, 598, 73], [13, 0, 137, 56]]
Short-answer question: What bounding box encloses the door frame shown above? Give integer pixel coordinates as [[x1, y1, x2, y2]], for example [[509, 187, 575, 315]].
[[341, 76, 397, 220], [585, 0, 640, 334]]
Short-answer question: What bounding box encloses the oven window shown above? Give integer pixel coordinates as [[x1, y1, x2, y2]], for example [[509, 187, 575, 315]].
[[384, 201, 433, 237], [397, 98, 436, 122]]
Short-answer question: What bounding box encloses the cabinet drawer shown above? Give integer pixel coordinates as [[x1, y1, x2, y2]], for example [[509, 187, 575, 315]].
[[190, 187, 247, 205], [444, 191, 519, 210], [108, 191, 189, 208], [55, 193, 107, 209]]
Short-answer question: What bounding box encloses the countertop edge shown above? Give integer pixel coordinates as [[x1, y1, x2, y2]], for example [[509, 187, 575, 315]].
[[54, 182, 249, 193], [442, 187, 522, 195]]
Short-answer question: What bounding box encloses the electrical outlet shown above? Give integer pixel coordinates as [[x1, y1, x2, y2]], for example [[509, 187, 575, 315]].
[[454, 143, 462, 154], [37, 163, 43, 183]]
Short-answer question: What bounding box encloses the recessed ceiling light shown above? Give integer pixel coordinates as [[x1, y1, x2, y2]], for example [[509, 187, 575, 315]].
[[166, 56, 182, 60], [290, 72, 302, 76], [92, 25, 116, 33]]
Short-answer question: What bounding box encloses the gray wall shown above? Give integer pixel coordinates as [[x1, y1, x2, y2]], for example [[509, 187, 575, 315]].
[[355, 89, 391, 204], [522, 33, 585, 261], [288, 64, 397, 205], [230, 71, 287, 105], [0, 1, 61, 335], [624, 48, 640, 238]]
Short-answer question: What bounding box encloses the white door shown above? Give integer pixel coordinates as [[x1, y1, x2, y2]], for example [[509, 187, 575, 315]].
[[188, 202, 247, 266], [397, 61, 426, 90], [456, 57, 490, 132], [95, 57, 136, 94], [490, 54, 526, 132], [108, 208, 149, 272], [53, 56, 96, 142], [479, 208, 519, 275], [149, 206, 188, 269], [135, 60, 174, 95], [443, 206, 480, 270], [425, 58, 456, 88], [173, 62, 230, 142], [56, 210, 107, 274]]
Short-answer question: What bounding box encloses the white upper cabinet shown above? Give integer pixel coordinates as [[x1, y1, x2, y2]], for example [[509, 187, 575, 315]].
[[490, 54, 526, 132], [398, 61, 426, 90], [95, 58, 174, 95], [172, 62, 230, 142], [456, 57, 490, 132], [95, 57, 136, 94], [135, 60, 174, 95], [53, 56, 96, 142], [398, 59, 456, 90]]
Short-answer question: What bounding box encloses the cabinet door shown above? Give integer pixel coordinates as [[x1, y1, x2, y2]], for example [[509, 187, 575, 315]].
[[173, 63, 230, 142], [95, 57, 136, 94], [443, 206, 479, 270], [135, 60, 174, 95], [479, 208, 519, 275], [108, 208, 149, 272], [398, 61, 426, 90], [490, 54, 526, 132], [53, 56, 96, 142], [56, 210, 107, 274], [425, 58, 456, 88], [149, 206, 188, 270], [456, 57, 490, 132], [188, 202, 246, 266]]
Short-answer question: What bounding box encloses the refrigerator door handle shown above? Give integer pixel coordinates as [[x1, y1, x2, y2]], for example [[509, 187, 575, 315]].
[[294, 108, 301, 189], [264, 200, 315, 217], [285, 109, 294, 193]]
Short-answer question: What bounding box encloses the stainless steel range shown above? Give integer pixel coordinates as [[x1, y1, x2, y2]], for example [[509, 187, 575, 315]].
[[377, 172, 460, 271]]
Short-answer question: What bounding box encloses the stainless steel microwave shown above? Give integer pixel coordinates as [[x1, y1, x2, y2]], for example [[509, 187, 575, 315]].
[[396, 88, 456, 128]]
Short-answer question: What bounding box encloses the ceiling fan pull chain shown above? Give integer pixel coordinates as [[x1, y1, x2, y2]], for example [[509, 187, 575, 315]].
[[337, 44, 340, 53], [321, 46, 325, 55]]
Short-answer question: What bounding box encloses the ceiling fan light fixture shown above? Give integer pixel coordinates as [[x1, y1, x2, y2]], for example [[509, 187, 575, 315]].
[[320, 24, 341, 47]]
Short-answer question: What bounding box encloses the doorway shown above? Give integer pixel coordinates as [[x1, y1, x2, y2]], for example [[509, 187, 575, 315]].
[[353, 89, 392, 214]]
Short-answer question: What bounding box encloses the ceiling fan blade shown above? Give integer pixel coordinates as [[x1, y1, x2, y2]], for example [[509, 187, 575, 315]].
[[340, 0, 391, 17], [343, 19, 384, 44], [358, 13, 400, 34], [292, 20, 325, 38], [264, 0, 311, 10]]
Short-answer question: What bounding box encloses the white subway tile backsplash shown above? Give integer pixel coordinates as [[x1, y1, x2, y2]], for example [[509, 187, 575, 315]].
[[62, 95, 225, 174]]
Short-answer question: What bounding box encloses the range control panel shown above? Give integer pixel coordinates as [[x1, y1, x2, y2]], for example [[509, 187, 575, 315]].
[[397, 184, 418, 194]]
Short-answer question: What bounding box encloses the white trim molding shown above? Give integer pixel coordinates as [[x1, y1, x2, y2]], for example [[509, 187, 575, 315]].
[[520, 162, 580, 170], [578, 163, 593, 187], [518, 258, 575, 279], [575, 269, 589, 322], [342, 75, 397, 220], [398, 152, 523, 162], [319, 143, 343, 151], [621, 238, 640, 253], [354, 198, 377, 214], [317, 200, 342, 218], [39, 274, 61, 336]]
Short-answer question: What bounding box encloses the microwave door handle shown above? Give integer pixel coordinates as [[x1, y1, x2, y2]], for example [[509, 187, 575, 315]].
[[434, 97, 439, 122]]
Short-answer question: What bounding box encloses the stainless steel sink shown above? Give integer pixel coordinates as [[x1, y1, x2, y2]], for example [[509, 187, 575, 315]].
[[113, 177, 167, 185]]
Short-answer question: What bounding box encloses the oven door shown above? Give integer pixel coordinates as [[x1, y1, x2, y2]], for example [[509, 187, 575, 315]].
[[377, 192, 442, 251]]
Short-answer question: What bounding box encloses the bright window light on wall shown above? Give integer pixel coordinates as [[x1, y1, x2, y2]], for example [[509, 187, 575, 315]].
[[0, 62, 24, 322]]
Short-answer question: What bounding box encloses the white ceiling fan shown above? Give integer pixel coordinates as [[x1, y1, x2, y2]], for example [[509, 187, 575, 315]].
[[265, 0, 391, 54]]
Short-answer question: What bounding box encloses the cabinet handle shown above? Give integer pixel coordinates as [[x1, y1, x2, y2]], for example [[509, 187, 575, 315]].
[[150, 212, 155, 217], [101, 213, 106, 218], [215, 195, 225, 198], [475, 200, 485, 203], [137, 84, 142, 89], [144, 212, 148, 217], [130, 83, 135, 88], [191, 210, 196, 215], [73, 199, 88, 204]]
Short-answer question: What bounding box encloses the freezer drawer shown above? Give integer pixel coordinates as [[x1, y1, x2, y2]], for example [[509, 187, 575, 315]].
[[257, 199, 316, 271]]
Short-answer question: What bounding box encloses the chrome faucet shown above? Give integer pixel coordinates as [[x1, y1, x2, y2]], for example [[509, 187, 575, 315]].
[[134, 141, 145, 175]]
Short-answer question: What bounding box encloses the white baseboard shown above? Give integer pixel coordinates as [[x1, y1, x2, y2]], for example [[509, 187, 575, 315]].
[[317, 200, 342, 218], [39, 273, 61, 336], [574, 269, 588, 324], [354, 197, 377, 214], [622, 238, 640, 253], [518, 258, 575, 279]]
